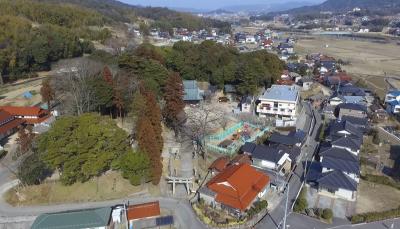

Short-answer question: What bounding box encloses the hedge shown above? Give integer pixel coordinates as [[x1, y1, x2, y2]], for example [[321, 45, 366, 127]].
[[322, 208, 333, 221], [351, 206, 400, 224], [294, 187, 308, 213]]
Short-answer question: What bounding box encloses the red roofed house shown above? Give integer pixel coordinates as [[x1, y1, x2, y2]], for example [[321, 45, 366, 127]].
[[0, 110, 25, 141], [0, 106, 51, 124], [198, 163, 269, 216], [127, 201, 161, 227], [209, 157, 229, 175]]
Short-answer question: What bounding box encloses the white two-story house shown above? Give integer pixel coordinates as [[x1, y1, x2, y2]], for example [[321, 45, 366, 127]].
[[256, 85, 299, 120]]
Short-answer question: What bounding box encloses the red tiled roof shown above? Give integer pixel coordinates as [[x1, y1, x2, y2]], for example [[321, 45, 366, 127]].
[[206, 164, 269, 211], [127, 201, 160, 221], [209, 157, 229, 172]]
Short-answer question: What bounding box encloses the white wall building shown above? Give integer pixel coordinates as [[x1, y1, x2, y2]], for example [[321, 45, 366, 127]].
[[256, 85, 299, 120]]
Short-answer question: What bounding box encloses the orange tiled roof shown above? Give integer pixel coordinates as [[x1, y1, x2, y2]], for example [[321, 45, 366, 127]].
[[206, 163, 269, 211], [0, 110, 25, 134], [0, 106, 51, 124], [209, 157, 229, 172], [0, 106, 44, 116], [127, 201, 160, 221]]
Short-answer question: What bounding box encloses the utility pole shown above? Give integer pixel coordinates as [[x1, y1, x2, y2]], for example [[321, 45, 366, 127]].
[[283, 183, 289, 229]]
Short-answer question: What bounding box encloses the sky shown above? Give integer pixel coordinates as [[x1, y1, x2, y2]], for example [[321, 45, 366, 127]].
[[119, 0, 323, 10]]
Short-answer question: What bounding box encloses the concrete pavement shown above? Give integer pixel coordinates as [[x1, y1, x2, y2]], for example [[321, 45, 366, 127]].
[[256, 103, 322, 229]]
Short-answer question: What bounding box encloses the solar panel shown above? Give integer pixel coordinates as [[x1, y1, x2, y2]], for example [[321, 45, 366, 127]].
[[156, 216, 174, 226]]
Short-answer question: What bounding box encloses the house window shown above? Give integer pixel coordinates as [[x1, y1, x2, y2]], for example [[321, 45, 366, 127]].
[[274, 102, 279, 108], [280, 109, 285, 112]]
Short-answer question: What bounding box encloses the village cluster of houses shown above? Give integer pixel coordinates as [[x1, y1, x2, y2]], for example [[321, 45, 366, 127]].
[[272, 7, 400, 36], [198, 127, 306, 217], [31, 201, 174, 229]]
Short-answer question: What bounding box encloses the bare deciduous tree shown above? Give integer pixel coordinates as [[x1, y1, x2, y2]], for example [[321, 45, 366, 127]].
[[182, 104, 223, 158], [54, 58, 102, 115]]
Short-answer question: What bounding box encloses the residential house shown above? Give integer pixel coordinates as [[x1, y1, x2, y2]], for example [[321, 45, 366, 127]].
[[385, 90, 400, 115], [256, 85, 300, 120], [127, 201, 161, 229], [316, 170, 358, 201], [198, 163, 269, 216], [31, 207, 113, 229], [183, 80, 204, 104], [240, 96, 254, 113], [250, 144, 292, 174], [331, 135, 362, 155], [267, 131, 306, 148], [336, 103, 367, 119], [278, 43, 294, 54], [224, 84, 237, 101], [0, 110, 25, 141], [0, 106, 51, 124], [327, 119, 363, 142], [209, 157, 230, 175], [384, 90, 400, 103], [340, 116, 369, 133]]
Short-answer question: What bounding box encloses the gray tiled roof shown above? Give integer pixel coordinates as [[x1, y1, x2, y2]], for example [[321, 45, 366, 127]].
[[320, 148, 359, 174], [317, 170, 357, 191], [332, 136, 362, 152], [251, 145, 285, 163]]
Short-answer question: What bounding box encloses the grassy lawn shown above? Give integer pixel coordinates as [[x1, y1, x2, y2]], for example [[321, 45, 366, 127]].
[[356, 180, 400, 214], [5, 171, 151, 206]]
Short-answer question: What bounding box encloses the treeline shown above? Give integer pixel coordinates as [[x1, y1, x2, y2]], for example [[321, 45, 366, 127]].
[[165, 41, 285, 95], [117, 41, 284, 96]]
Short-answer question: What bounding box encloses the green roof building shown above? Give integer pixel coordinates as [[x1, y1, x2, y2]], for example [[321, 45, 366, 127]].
[[31, 207, 112, 229]]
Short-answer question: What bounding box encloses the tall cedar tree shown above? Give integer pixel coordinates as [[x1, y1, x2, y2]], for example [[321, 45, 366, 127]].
[[142, 90, 163, 153], [163, 72, 185, 132], [102, 66, 113, 85], [40, 78, 55, 110], [136, 116, 162, 184]]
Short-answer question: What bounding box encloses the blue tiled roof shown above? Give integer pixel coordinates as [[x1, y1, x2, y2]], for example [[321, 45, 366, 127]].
[[260, 85, 299, 102], [317, 170, 357, 191], [241, 142, 256, 153], [183, 80, 198, 89], [387, 90, 400, 97]]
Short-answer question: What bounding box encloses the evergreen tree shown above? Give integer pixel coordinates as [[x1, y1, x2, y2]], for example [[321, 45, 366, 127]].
[[40, 78, 55, 110], [163, 72, 185, 133], [136, 116, 162, 185]]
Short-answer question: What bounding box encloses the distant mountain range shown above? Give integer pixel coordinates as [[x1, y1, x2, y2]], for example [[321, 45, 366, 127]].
[[218, 1, 321, 14], [270, 0, 400, 15]]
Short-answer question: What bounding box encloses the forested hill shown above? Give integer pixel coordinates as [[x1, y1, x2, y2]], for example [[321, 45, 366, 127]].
[[0, 0, 230, 81], [269, 0, 400, 15], [38, 0, 231, 32], [0, 0, 107, 80]]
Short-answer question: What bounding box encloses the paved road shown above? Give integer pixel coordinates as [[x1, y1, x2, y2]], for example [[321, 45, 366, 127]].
[[256, 103, 322, 229]]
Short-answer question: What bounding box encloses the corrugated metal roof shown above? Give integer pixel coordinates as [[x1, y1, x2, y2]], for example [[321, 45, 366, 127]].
[[31, 207, 112, 229]]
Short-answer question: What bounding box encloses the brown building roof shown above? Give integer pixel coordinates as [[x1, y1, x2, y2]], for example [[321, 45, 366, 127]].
[[206, 163, 269, 211], [127, 201, 160, 221], [209, 157, 229, 172]]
